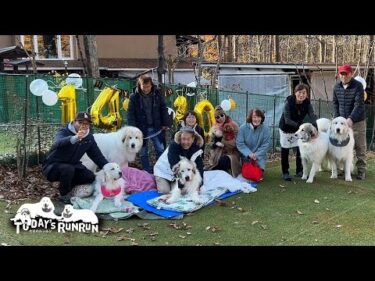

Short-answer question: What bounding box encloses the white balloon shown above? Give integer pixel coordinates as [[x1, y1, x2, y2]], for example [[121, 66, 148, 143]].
[[30, 79, 48, 96], [355, 76, 366, 90], [66, 73, 83, 88], [220, 99, 231, 111], [42, 90, 58, 106]]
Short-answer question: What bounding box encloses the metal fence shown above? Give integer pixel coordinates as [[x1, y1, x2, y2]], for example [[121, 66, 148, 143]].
[[0, 73, 374, 166]]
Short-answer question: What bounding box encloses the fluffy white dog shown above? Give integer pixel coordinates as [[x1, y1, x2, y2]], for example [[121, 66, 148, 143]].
[[60, 205, 98, 224], [295, 123, 329, 183], [90, 162, 126, 212], [12, 197, 59, 221], [162, 150, 203, 204], [316, 118, 331, 133], [328, 116, 355, 182], [81, 126, 143, 171]]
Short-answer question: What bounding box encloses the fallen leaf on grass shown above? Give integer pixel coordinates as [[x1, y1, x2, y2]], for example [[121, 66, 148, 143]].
[[312, 221, 319, 224], [63, 233, 72, 244], [117, 236, 135, 242], [296, 210, 304, 215], [237, 207, 244, 212], [131, 242, 139, 246], [179, 235, 186, 239], [101, 227, 124, 234], [279, 185, 285, 188], [215, 199, 227, 206], [336, 225, 343, 228], [125, 228, 135, 234], [251, 220, 259, 225], [186, 232, 192, 235], [137, 223, 151, 230], [206, 226, 211, 231], [1, 243, 9, 246], [214, 242, 221, 245], [314, 199, 320, 204], [149, 232, 158, 236], [260, 224, 268, 230]]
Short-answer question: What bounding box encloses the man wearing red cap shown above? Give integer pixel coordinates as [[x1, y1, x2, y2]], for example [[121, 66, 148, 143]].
[[333, 64, 366, 180]]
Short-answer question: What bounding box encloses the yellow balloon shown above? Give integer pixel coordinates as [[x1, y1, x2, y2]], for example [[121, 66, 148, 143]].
[[174, 95, 188, 123], [123, 98, 129, 111], [90, 87, 122, 131], [364, 91, 368, 101], [229, 98, 236, 110], [194, 99, 216, 140], [57, 84, 77, 124]]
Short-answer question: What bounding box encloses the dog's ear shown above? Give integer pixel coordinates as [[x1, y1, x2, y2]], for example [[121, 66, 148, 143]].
[[172, 163, 180, 175], [310, 125, 318, 138]]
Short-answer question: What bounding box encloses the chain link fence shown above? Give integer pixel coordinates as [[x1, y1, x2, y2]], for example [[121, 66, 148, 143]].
[[1, 73, 374, 166]]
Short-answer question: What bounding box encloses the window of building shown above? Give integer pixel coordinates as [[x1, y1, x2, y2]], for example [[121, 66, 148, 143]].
[[20, 35, 74, 60]]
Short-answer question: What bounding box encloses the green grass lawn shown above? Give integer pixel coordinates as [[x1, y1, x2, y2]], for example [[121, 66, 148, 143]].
[[1, 157, 375, 246]]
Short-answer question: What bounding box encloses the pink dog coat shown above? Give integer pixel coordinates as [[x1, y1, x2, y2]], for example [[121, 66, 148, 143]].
[[101, 185, 122, 197]]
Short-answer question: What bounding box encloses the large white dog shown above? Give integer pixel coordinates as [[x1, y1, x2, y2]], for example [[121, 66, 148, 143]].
[[90, 162, 126, 212], [161, 150, 203, 204], [295, 123, 329, 183], [81, 126, 143, 172], [328, 116, 355, 182]]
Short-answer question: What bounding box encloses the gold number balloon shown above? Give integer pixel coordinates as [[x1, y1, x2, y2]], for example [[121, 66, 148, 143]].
[[194, 99, 216, 140], [229, 98, 237, 110], [173, 95, 188, 123], [57, 84, 77, 124], [90, 87, 122, 131]]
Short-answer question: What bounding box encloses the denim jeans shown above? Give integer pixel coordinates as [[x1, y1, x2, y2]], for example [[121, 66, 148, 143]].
[[140, 127, 164, 173]]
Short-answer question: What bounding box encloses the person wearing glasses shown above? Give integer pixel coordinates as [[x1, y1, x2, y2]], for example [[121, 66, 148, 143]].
[[42, 112, 109, 203], [205, 105, 241, 177]]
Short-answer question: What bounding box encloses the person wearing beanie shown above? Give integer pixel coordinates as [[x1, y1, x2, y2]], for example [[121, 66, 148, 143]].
[[205, 105, 241, 177], [42, 112, 109, 203], [333, 64, 367, 180]]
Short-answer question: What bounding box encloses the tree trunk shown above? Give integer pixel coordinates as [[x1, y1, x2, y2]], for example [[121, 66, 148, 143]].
[[272, 35, 280, 62], [83, 35, 100, 78], [332, 35, 337, 63], [157, 35, 166, 84], [76, 35, 88, 76], [318, 35, 325, 63], [233, 35, 239, 62]]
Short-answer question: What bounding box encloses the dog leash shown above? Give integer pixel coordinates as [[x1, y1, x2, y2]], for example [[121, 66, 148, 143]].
[[143, 129, 164, 140]]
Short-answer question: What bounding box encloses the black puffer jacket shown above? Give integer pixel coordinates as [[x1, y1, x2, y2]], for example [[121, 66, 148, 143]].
[[127, 85, 169, 136], [333, 78, 365, 122], [279, 95, 317, 133], [42, 124, 108, 177]]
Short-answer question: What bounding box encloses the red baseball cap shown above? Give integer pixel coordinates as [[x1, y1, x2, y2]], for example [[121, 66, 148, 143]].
[[338, 64, 353, 74]]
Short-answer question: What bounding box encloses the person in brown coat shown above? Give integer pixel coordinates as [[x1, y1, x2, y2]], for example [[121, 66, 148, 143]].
[[204, 105, 241, 177]]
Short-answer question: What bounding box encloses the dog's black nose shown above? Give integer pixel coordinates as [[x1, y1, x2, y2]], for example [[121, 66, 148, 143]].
[[185, 176, 190, 181], [119, 171, 122, 177], [131, 143, 135, 148], [336, 128, 340, 133]]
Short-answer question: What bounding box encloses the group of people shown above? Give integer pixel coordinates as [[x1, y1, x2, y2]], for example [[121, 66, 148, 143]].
[[43, 63, 368, 202]]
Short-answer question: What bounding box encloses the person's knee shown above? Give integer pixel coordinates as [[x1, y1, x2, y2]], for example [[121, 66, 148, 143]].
[[155, 177, 171, 194], [58, 164, 75, 177]]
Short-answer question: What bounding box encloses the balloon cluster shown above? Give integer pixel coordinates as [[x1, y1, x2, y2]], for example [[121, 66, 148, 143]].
[[220, 98, 236, 111], [29, 79, 58, 106]]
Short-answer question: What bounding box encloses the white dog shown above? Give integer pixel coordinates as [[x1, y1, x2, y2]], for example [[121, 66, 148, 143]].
[[162, 150, 203, 204], [316, 118, 331, 133], [295, 123, 329, 183], [328, 116, 355, 182], [90, 163, 126, 212], [60, 205, 98, 224], [12, 197, 59, 221], [81, 126, 143, 171], [11, 208, 32, 226]]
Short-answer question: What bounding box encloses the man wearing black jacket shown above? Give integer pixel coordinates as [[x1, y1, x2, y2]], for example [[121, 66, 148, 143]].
[[42, 112, 108, 202], [333, 64, 367, 180], [127, 75, 169, 173]]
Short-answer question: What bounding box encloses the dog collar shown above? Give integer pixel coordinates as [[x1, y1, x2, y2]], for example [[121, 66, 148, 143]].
[[101, 185, 122, 197], [329, 135, 350, 147]]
